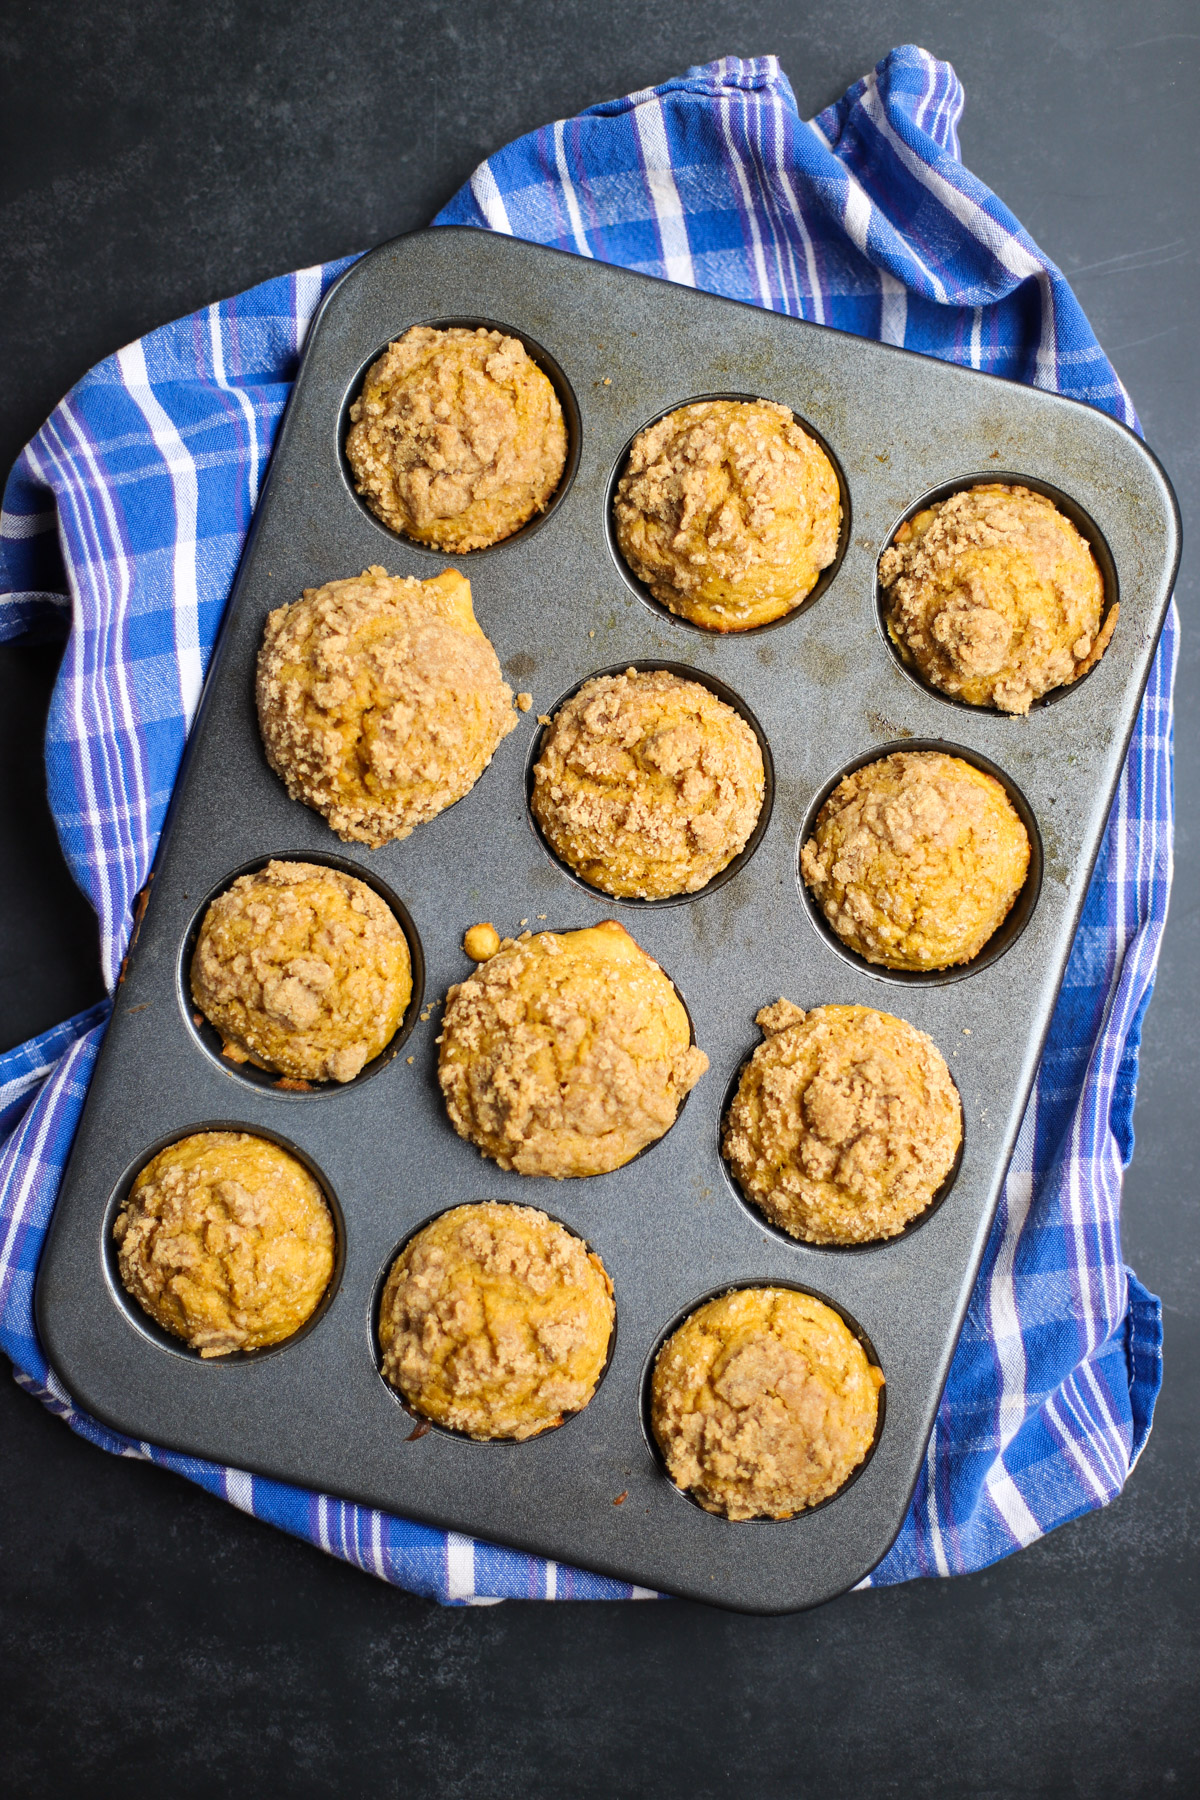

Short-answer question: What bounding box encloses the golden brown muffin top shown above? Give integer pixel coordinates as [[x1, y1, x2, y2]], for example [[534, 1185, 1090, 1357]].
[[723, 1000, 961, 1244], [256, 565, 516, 847], [190, 859, 412, 1084], [378, 1202, 614, 1441], [613, 398, 841, 630], [800, 750, 1031, 971], [345, 325, 567, 551], [879, 483, 1113, 714], [650, 1286, 883, 1519], [531, 667, 765, 898], [113, 1131, 334, 1357], [438, 919, 708, 1178]]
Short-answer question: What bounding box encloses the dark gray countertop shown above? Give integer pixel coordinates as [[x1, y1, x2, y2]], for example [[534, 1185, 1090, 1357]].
[[2, 3, 1196, 1793]]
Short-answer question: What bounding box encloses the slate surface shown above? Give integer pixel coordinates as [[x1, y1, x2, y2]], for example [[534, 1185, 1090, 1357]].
[[1, 1, 1196, 1792]]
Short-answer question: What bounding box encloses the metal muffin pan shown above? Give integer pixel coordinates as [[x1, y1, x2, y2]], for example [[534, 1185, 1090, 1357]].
[[37, 228, 1180, 1613]]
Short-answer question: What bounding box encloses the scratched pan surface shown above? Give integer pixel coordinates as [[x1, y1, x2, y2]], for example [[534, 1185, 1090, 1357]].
[[36, 230, 1180, 1613]]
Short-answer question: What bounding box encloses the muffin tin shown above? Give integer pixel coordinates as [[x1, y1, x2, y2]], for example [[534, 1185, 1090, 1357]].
[[36, 228, 1180, 1613]]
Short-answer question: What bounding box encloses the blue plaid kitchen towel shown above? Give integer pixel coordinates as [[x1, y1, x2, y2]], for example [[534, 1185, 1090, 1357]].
[[0, 46, 1175, 1602]]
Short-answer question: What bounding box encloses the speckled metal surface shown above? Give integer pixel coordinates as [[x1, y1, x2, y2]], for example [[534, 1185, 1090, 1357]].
[[35, 229, 1179, 1613]]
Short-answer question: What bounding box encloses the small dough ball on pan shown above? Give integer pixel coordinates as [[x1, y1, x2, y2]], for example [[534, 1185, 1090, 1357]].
[[256, 565, 516, 847], [878, 483, 1114, 714], [345, 325, 568, 551], [613, 398, 841, 630], [438, 919, 708, 1177], [378, 1202, 614, 1441], [800, 750, 1030, 972], [650, 1286, 883, 1520], [531, 667, 765, 898], [190, 859, 412, 1084], [723, 1000, 961, 1244], [113, 1131, 334, 1357]]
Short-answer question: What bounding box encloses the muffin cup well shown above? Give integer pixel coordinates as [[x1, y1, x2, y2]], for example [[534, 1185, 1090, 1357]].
[[524, 660, 775, 907], [443, 917, 705, 1168], [874, 471, 1120, 713], [639, 1280, 886, 1521], [604, 393, 851, 635], [179, 852, 425, 1097], [796, 738, 1044, 988], [370, 1201, 618, 1444], [337, 317, 581, 551], [715, 1037, 965, 1254], [103, 1123, 345, 1364]]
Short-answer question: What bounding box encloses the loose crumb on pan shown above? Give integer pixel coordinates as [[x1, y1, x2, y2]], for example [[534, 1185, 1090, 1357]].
[[113, 1131, 334, 1357], [531, 667, 765, 899], [723, 1000, 962, 1244], [256, 565, 516, 848], [613, 398, 841, 631], [650, 1286, 884, 1519], [800, 750, 1031, 971], [344, 325, 568, 551], [878, 483, 1113, 713], [377, 1202, 614, 1440], [438, 918, 708, 1177], [516, 691, 533, 711], [463, 921, 502, 962]]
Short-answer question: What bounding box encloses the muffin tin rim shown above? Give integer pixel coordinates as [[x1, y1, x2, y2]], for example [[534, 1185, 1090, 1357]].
[[522, 656, 777, 909], [637, 1276, 888, 1524], [602, 390, 853, 637], [714, 1026, 967, 1255], [795, 736, 1045, 989], [335, 314, 582, 554], [442, 912, 707, 1164], [176, 848, 427, 1100], [872, 468, 1123, 716], [367, 1197, 620, 1447], [100, 1119, 347, 1366]]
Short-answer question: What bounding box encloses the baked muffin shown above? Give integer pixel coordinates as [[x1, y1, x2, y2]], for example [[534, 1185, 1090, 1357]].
[[345, 324, 568, 551], [190, 859, 412, 1084], [723, 999, 961, 1244], [878, 483, 1114, 714], [377, 1202, 614, 1440], [613, 398, 841, 630], [800, 750, 1031, 971], [256, 565, 517, 847], [113, 1131, 335, 1357], [650, 1286, 884, 1519], [531, 667, 765, 898], [438, 918, 708, 1178]]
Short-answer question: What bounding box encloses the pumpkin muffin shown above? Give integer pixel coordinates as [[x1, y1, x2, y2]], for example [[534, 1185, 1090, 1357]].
[[438, 919, 708, 1178], [723, 999, 961, 1244], [345, 324, 568, 550], [377, 1202, 614, 1441], [190, 860, 412, 1084], [531, 667, 765, 898], [612, 398, 841, 630], [800, 750, 1031, 971], [650, 1286, 884, 1519], [878, 483, 1114, 714], [256, 565, 516, 847], [113, 1131, 335, 1357]]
